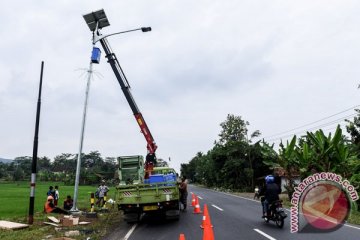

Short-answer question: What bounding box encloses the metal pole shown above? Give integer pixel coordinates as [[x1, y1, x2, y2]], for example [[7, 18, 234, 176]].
[[71, 59, 93, 212], [28, 61, 44, 224]]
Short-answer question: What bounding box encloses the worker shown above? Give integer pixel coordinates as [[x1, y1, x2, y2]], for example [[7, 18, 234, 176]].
[[44, 195, 68, 214], [179, 176, 188, 211], [96, 180, 110, 207], [63, 195, 74, 211], [54, 186, 60, 206], [145, 153, 157, 179], [47, 186, 55, 197]]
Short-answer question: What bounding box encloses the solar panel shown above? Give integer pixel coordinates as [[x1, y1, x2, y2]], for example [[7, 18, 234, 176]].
[[83, 9, 110, 31]]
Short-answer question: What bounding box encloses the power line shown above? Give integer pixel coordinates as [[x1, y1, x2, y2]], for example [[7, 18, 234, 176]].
[[265, 113, 356, 142], [266, 116, 353, 142], [263, 105, 359, 139], [268, 122, 349, 144]]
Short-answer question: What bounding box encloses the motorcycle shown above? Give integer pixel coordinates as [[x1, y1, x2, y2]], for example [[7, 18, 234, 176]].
[[262, 199, 287, 228]]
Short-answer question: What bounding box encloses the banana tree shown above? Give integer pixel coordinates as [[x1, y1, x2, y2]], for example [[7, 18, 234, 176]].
[[262, 136, 298, 200], [295, 141, 313, 179], [279, 136, 299, 199], [305, 125, 346, 173]]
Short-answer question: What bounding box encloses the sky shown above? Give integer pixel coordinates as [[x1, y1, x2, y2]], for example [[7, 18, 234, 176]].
[[1, 1, 360, 172]]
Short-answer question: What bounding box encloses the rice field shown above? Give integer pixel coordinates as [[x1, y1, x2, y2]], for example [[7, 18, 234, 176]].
[[0, 181, 111, 219]]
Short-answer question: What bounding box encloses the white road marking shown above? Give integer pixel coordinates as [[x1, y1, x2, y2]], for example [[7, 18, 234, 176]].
[[214, 190, 360, 231], [344, 224, 360, 230], [190, 192, 203, 199], [221, 191, 259, 203], [211, 204, 224, 211], [123, 224, 137, 240], [254, 229, 276, 240]]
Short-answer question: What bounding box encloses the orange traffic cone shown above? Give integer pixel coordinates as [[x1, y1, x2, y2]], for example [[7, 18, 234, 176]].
[[202, 223, 215, 240], [179, 233, 186, 240], [191, 193, 196, 207], [200, 204, 213, 229], [193, 196, 202, 214]]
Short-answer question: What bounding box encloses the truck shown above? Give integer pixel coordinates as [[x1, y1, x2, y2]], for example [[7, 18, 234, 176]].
[[84, 11, 180, 222], [116, 155, 180, 222]]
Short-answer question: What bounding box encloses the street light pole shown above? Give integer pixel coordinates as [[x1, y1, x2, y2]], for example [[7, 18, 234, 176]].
[[76, 9, 151, 212], [71, 28, 99, 212], [70, 53, 94, 212]]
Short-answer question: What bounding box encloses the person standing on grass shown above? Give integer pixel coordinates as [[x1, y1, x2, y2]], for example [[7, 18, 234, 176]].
[[54, 186, 60, 206], [47, 186, 55, 197], [97, 180, 109, 207]]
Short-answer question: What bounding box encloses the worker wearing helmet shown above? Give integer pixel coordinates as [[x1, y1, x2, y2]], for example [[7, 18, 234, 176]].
[[260, 175, 281, 218], [44, 195, 68, 214]]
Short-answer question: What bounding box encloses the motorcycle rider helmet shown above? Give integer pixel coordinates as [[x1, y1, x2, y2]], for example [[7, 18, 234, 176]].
[[47, 195, 54, 201], [265, 175, 275, 184]]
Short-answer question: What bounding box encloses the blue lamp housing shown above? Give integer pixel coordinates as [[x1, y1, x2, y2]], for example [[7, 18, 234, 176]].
[[91, 47, 101, 64]]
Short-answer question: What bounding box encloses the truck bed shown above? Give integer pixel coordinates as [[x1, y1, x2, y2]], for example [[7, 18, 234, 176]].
[[116, 182, 179, 204]]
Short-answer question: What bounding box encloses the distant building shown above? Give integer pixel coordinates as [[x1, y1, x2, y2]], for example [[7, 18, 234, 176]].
[[273, 167, 301, 192]]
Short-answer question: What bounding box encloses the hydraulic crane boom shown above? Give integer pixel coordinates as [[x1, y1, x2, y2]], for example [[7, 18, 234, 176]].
[[97, 31, 158, 159]]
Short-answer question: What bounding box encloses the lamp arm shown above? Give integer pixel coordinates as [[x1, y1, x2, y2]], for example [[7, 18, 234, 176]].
[[93, 28, 143, 44]]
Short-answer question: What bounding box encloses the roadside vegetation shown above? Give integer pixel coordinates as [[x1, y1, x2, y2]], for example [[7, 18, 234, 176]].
[[0, 151, 117, 186], [181, 112, 360, 219]]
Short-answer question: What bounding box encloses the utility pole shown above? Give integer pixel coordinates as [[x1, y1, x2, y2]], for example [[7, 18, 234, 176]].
[[71, 31, 100, 211], [70, 59, 94, 212], [28, 61, 44, 224]]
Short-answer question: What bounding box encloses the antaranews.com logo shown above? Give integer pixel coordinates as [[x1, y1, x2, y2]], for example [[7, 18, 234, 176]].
[[290, 172, 359, 233]]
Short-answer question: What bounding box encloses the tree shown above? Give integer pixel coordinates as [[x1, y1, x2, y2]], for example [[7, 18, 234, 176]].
[[13, 167, 24, 181], [52, 153, 76, 173], [218, 114, 249, 145], [346, 109, 360, 149], [38, 156, 51, 172], [13, 156, 32, 180], [304, 126, 348, 173], [82, 151, 103, 168], [218, 114, 262, 189], [181, 114, 268, 191], [262, 136, 298, 200]]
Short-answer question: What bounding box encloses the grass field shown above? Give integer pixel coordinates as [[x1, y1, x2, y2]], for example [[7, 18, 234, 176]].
[[0, 181, 115, 219], [0, 181, 119, 240]]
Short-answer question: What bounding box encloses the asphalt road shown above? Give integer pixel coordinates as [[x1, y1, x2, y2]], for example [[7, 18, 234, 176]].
[[104, 185, 360, 240]]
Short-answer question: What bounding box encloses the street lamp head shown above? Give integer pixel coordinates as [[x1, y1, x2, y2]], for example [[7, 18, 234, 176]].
[[141, 27, 152, 32]]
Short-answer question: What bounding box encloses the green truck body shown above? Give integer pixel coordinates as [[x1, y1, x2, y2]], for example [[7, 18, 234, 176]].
[[116, 155, 180, 222]]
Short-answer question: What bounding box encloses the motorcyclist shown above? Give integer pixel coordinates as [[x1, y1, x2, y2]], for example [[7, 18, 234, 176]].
[[260, 175, 281, 218]]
